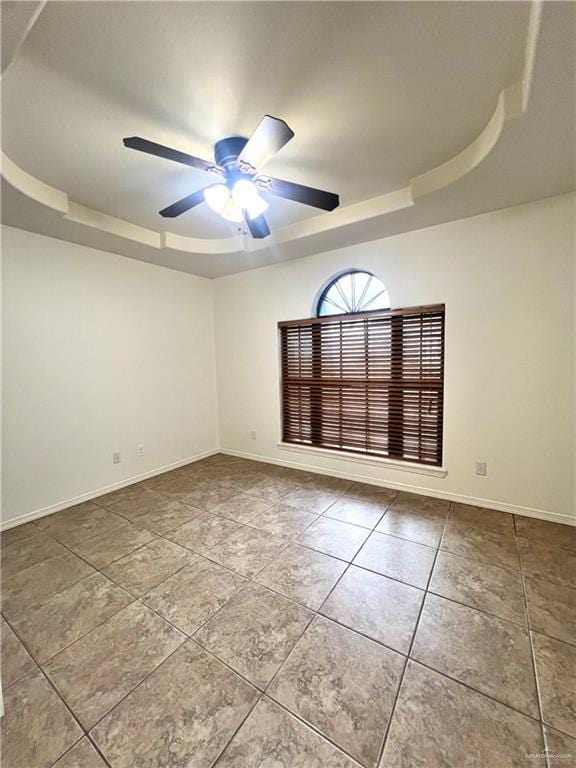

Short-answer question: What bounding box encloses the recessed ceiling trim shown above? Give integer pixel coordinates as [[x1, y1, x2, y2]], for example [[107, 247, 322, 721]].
[[0, 0, 543, 259], [1, 152, 68, 214], [410, 80, 524, 201], [65, 201, 162, 249]]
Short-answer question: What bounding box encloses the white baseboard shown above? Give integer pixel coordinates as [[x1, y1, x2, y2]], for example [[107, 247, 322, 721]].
[[222, 448, 576, 527], [0, 448, 219, 531], [4, 445, 573, 531]]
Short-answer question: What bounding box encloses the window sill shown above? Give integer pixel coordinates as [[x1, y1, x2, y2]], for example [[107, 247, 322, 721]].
[[277, 442, 448, 478]]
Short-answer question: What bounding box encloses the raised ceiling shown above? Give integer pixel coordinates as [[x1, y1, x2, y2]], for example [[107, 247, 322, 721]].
[[1, 1, 574, 277]]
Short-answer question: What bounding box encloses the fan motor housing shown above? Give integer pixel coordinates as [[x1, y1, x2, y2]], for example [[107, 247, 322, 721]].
[[214, 136, 248, 168]]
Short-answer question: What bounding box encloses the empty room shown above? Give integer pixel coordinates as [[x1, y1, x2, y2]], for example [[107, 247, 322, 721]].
[[1, 1, 575, 767]]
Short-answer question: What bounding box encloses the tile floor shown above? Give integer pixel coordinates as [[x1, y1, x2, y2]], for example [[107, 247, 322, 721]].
[[1, 454, 575, 767]]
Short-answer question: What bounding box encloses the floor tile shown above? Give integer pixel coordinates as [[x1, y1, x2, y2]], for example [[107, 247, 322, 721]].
[[141, 556, 246, 634], [519, 539, 576, 588], [248, 502, 318, 538], [210, 465, 247, 480], [271, 466, 316, 484], [441, 519, 520, 570], [206, 526, 290, 577], [525, 576, 576, 645], [543, 727, 576, 766], [44, 602, 184, 728], [35, 500, 101, 528], [379, 661, 543, 768], [211, 492, 273, 523], [281, 486, 341, 515], [307, 475, 353, 494], [411, 594, 538, 717], [429, 550, 526, 624], [1, 551, 95, 619], [389, 492, 449, 517], [12, 572, 133, 663], [532, 632, 576, 738], [320, 565, 423, 654], [218, 474, 266, 495], [104, 487, 188, 516], [66, 520, 156, 568], [165, 512, 241, 554], [1, 534, 68, 578], [139, 472, 178, 489], [34, 504, 125, 546], [296, 517, 369, 561], [324, 496, 387, 529], [52, 739, 108, 768], [1, 619, 36, 686], [151, 476, 208, 499], [449, 502, 515, 536], [194, 583, 312, 689], [515, 516, 576, 553], [93, 485, 141, 507], [5, 456, 574, 768], [269, 615, 403, 768], [375, 509, 446, 547], [126, 501, 202, 534], [354, 532, 436, 589], [345, 483, 398, 505], [102, 538, 195, 597], [216, 696, 360, 768], [91, 641, 258, 768], [178, 483, 244, 511], [0, 668, 83, 768], [0, 522, 40, 549], [244, 476, 303, 504], [255, 544, 347, 610]]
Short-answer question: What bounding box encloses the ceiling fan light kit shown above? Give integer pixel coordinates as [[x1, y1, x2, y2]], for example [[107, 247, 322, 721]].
[[123, 115, 340, 239]]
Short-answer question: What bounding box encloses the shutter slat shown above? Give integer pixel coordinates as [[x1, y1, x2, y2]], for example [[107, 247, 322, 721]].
[[279, 305, 445, 466]]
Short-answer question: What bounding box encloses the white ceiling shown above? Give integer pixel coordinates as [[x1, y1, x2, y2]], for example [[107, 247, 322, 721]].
[[1, 1, 574, 277]]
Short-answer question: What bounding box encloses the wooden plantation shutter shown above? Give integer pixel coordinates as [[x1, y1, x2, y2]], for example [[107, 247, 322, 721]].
[[279, 304, 445, 466]]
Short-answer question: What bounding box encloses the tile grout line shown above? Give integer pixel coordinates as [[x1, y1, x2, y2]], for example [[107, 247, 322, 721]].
[[3, 586, 138, 673], [237, 527, 559, 729], [208, 692, 265, 768], [199, 492, 416, 765], [516, 527, 550, 764], [3, 458, 572, 766], [45, 732, 114, 768], [121, 483, 387, 765], [5, 475, 570, 644], [374, 501, 451, 767], [405, 656, 547, 726], [258, 694, 367, 768], [9, 580, 553, 768], [4, 484, 561, 656]]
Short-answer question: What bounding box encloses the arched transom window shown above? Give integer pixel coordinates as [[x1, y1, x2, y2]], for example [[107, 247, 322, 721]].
[[317, 270, 390, 317]]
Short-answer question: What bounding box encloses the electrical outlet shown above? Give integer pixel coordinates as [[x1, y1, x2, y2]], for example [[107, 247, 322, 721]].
[[138, 444, 144, 457], [112, 451, 121, 464], [249, 429, 257, 440], [475, 461, 487, 476]]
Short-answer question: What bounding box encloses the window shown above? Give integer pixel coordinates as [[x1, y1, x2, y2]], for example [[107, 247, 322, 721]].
[[317, 271, 390, 316], [279, 280, 445, 466]]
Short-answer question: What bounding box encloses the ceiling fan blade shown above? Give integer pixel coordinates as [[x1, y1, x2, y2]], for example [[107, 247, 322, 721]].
[[245, 213, 271, 239], [159, 188, 206, 218], [259, 176, 339, 211], [123, 137, 222, 175], [237, 115, 294, 171]]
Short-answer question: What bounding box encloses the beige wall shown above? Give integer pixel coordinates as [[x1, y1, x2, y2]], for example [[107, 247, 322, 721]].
[[2, 226, 219, 525], [2, 194, 574, 529], [213, 194, 575, 523]]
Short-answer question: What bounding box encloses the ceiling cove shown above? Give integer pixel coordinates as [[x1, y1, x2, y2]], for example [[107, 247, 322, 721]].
[[2, 0, 573, 278]]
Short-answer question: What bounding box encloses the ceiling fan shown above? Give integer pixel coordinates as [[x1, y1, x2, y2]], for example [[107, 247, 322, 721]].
[[123, 115, 339, 239]]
